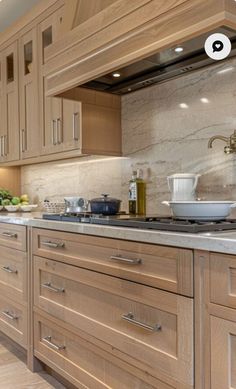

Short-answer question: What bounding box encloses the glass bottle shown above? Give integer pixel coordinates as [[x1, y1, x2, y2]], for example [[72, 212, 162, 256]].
[[128, 169, 146, 215]]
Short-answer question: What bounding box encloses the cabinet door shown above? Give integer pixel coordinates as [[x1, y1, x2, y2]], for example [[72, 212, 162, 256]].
[[0, 52, 5, 162], [62, 98, 81, 151], [2, 42, 19, 162], [39, 8, 66, 155], [211, 315, 236, 389], [19, 28, 40, 159]]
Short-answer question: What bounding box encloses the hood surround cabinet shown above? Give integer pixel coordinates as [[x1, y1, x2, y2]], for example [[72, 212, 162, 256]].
[[44, 0, 236, 97]]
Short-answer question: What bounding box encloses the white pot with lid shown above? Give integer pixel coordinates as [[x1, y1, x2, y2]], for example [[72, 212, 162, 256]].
[[167, 173, 200, 201]]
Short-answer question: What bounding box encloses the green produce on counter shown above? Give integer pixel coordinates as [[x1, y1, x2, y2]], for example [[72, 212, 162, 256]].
[[11, 197, 21, 205]]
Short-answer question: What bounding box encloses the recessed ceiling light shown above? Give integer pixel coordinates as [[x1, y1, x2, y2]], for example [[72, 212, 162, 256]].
[[112, 72, 121, 78], [174, 47, 184, 53], [200, 97, 210, 104], [179, 103, 189, 109]]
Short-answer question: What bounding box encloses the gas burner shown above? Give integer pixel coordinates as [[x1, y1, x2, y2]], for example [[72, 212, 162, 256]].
[[42, 213, 236, 233]]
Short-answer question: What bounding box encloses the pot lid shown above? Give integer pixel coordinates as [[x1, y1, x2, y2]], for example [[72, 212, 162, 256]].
[[90, 194, 121, 203]]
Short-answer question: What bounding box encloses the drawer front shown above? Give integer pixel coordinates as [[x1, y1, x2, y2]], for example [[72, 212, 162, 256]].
[[32, 228, 193, 296], [34, 313, 170, 389], [0, 245, 26, 303], [211, 316, 236, 389], [0, 223, 26, 251], [210, 253, 236, 308], [0, 297, 27, 348], [34, 256, 193, 386]]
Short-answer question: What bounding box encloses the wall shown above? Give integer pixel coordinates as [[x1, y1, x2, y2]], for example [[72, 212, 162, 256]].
[[21, 57, 236, 215]]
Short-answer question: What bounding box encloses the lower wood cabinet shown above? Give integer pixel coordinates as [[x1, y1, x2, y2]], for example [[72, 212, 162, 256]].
[[33, 255, 193, 386], [0, 294, 27, 348], [210, 316, 236, 389], [0, 223, 27, 349], [34, 312, 173, 389]]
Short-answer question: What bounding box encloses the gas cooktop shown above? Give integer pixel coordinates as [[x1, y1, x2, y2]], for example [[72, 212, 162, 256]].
[[42, 213, 236, 233]]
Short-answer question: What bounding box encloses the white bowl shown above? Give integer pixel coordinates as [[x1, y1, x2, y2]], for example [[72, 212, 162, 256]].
[[4, 205, 19, 212], [162, 200, 236, 221], [20, 204, 38, 212]]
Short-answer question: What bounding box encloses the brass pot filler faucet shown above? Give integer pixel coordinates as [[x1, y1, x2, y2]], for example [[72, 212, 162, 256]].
[[208, 130, 236, 154]]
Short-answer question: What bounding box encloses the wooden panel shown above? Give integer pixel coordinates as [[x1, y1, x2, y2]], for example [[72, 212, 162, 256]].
[[81, 102, 121, 155], [34, 313, 171, 389], [19, 28, 40, 159], [211, 315, 236, 389], [32, 228, 193, 296], [2, 42, 20, 162], [0, 167, 21, 195], [0, 223, 26, 251], [45, 0, 236, 96], [0, 296, 27, 348], [0, 245, 26, 304], [194, 250, 211, 389], [34, 256, 194, 386], [210, 252, 236, 309]]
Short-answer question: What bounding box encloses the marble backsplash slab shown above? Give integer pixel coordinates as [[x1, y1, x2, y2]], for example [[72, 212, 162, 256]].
[[21, 56, 236, 215]]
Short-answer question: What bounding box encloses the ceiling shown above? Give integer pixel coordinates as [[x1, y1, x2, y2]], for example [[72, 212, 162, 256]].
[[0, 0, 41, 33]]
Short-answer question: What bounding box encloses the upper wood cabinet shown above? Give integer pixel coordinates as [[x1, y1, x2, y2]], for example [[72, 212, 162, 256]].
[[1, 42, 20, 162], [19, 28, 40, 159], [0, 0, 121, 166]]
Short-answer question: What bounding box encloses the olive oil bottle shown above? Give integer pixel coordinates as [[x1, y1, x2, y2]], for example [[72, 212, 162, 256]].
[[128, 169, 146, 215]]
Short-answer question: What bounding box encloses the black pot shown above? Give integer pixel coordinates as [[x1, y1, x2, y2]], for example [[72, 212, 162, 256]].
[[90, 194, 121, 215]]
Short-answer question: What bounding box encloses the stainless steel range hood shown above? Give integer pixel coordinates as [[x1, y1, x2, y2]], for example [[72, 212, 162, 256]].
[[81, 27, 236, 95]]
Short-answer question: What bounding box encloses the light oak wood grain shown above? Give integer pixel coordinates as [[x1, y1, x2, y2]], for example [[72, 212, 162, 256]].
[[45, 0, 236, 96], [0, 223, 26, 251], [33, 255, 194, 386], [35, 312, 164, 389], [210, 252, 236, 309], [32, 228, 193, 296]]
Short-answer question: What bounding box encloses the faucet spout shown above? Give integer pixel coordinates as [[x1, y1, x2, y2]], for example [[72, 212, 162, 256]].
[[208, 135, 229, 149]]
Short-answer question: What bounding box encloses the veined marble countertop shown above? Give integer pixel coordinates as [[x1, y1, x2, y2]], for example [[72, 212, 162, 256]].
[[0, 212, 236, 255]]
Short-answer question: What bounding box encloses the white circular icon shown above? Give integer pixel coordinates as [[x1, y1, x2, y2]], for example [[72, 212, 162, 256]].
[[204, 33, 231, 60]]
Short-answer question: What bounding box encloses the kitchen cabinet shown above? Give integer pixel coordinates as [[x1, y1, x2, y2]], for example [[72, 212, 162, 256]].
[[0, 223, 27, 348], [0, 42, 19, 162], [19, 27, 40, 159], [39, 6, 121, 158], [32, 228, 194, 389]]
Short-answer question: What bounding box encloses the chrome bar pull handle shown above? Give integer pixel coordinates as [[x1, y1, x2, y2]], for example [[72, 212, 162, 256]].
[[42, 336, 65, 351], [72, 112, 79, 141], [122, 312, 161, 332], [3, 135, 7, 156], [21, 129, 26, 152], [41, 240, 64, 248], [51, 120, 57, 145], [2, 266, 18, 274], [110, 255, 142, 265], [1, 232, 17, 238], [2, 310, 19, 320], [57, 118, 62, 144], [42, 282, 65, 293]]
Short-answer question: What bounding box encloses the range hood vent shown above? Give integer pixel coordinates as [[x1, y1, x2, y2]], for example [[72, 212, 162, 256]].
[[81, 27, 236, 95]]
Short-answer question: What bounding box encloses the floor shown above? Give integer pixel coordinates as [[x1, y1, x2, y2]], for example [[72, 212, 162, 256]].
[[0, 334, 66, 388]]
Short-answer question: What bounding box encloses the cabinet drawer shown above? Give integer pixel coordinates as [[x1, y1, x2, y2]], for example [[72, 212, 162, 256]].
[[32, 228, 193, 296], [34, 256, 193, 386], [0, 245, 26, 303], [0, 223, 26, 251], [34, 313, 171, 389], [0, 296, 27, 348], [211, 316, 236, 389], [210, 252, 236, 308]]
